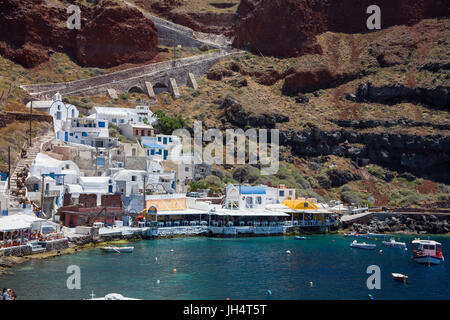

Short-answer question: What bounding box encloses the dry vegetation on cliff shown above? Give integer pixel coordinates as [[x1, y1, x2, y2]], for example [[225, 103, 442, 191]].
[[148, 19, 449, 207]]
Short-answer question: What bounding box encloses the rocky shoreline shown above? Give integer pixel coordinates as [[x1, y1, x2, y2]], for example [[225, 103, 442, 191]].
[[343, 214, 450, 234], [0, 237, 143, 275]]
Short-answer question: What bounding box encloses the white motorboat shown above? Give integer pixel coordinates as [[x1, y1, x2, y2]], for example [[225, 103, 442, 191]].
[[87, 293, 140, 300], [382, 238, 406, 248], [350, 240, 376, 250], [100, 246, 134, 253], [392, 273, 408, 282]]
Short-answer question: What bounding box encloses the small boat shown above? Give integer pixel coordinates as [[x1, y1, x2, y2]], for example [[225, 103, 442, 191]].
[[344, 231, 358, 237], [392, 273, 408, 282], [344, 232, 368, 238], [382, 238, 406, 248], [294, 236, 306, 240], [350, 240, 376, 250], [100, 246, 134, 253], [87, 293, 140, 300], [411, 239, 444, 265], [367, 233, 386, 238]]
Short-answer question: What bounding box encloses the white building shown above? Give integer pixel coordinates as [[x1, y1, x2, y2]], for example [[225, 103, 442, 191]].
[[0, 178, 9, 216], [89, 106, 156, 126], [141, 134, 181, 161], [224, 185, 267, 210], [111, 169, 146, 197], [57, 118, 117, 148], [26, 92, 79, 132], [119, 122, 155, 142], [78, 176, 116, 205], [27, 153, 81, 185], [25, 153, 82, 215], [266, 185, 296, 204]]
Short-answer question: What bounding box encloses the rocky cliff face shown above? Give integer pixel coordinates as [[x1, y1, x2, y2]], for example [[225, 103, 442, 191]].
[[0, 0, 159, 68], [280, 127, 450, 183], [234, 0, 449, 57], [356, 82, 450, 108]]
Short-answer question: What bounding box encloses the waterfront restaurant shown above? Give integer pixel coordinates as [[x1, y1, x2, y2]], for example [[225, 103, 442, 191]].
[[0, 214, 42, 248], [144, 186, 290, 236], [280, 199, 338, 230]]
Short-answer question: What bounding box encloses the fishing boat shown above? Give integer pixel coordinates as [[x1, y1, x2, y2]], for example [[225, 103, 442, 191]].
[[382, 238, 406, 248], [294, 236, 306, 240], [411, 239, 444, 265], [100, 246, 134, 253], [350, 240, 376, 250], [392, 273, 408, 282]]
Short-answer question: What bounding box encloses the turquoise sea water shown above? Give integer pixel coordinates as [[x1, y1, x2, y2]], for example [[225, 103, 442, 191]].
[[1, 234, 449, 300]]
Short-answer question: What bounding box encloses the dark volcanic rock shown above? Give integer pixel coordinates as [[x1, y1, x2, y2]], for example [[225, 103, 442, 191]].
[[326, 169, 361, 187], [222, 95, 289, 129], [356, 82, 450, 108], [279, 128, 450, 183]]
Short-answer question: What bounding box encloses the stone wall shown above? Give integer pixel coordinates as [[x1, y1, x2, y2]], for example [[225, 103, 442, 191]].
[[101, 194, 122, 208], [45, 238, 69, 251], [0, 245, 32, 257], [0, 112, 53, 128], [79, 194, 98, 208]]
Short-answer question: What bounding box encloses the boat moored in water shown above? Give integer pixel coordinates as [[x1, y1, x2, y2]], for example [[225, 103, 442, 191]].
[[344, 232, 368, 238], [294, 236, 306, 240], [100, 246, 134, 253], [350, 240, 376, 250], [382, 238, 406, 248], [411, 239, 444, 265], [87, 293, 140, 300], [392, 273, 408, 282]]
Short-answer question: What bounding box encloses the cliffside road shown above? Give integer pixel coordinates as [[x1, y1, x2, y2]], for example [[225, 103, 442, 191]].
[[21, 5, 241, 99], [122, 0, 232, 49], [22, 50, 242, 98]]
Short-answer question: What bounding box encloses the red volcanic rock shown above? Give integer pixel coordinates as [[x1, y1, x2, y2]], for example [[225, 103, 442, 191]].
[[282, 65, 336, 95], [167, 11, 235, 36], [233, 0, 449, 57], [0, 0, 158, 68], [74, 2, 159, 67]]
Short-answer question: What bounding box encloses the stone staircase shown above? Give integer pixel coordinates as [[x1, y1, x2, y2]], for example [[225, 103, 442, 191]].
[[9, 131, 55, 207]]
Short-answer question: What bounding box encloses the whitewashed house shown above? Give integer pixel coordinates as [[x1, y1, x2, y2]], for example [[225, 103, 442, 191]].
[[141, 134, 181, 161], [26, 92, 79, 132], [57, 118, 117, 148], [78, 176, 116, 205], [119, 122, 155, 142], [224, 185, 267, 210], [111, 169, 146, 197], [24, 153, 82, 216], [265, 185, 296, 204], [88, 106, 156, 126]]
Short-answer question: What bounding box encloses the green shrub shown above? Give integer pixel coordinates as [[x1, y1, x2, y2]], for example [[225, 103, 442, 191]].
[[153, 109, 186, 135], [199, 44, 209, 52]]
